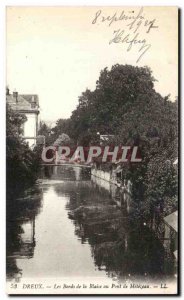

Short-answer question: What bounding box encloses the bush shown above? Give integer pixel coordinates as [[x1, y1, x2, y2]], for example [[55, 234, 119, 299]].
[[6, 104, 40, 195]]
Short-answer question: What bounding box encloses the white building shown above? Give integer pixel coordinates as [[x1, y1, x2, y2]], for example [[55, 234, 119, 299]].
[[6, 88, 40, 148]]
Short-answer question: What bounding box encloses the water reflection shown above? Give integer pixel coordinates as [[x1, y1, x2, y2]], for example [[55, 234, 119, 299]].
[[42, 165, 91, 181], [6, 185, 43, 281], [64, 184, 168, 280], [6, 166, 175, 283]]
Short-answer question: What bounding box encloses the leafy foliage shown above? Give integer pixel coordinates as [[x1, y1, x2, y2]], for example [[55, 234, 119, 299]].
[[6, 104, 40, 194], [41, 64, 178, 219]]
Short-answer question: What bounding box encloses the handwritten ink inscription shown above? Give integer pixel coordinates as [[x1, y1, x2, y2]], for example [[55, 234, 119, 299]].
[[92, 7, 158, 63]]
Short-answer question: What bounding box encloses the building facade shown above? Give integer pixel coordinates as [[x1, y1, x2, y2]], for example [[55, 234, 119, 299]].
[[6, 88, 40, 148]]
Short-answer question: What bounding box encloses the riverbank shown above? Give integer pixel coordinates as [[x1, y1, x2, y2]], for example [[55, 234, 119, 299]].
[[91, 166, 132, 194]]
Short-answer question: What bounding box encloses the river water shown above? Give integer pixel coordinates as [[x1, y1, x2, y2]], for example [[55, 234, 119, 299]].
[[7, 166, 176, 285]]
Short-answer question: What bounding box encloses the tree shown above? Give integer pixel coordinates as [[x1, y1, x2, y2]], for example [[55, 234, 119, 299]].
[[38, 121, 52, 145], [51, 119, 72, 137], [48, 63, 178, 220], [6, 104, 40, 194], [69, 64, 156, 143]]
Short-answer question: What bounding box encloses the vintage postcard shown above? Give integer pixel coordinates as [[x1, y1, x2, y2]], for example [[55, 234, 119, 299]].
[[6, 6, 179, 295]]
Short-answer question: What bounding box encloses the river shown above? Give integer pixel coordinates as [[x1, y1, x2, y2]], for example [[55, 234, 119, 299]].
[[7, 165, 176, 286]]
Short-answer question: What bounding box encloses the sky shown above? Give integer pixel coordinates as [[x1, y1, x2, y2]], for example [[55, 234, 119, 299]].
[[6, 6, 178, 123]]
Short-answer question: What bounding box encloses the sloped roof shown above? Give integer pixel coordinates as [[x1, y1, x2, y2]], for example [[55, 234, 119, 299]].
[[7, 94, 39, 112], [21, 94, 39, 106], [164, 210, 178, 232]]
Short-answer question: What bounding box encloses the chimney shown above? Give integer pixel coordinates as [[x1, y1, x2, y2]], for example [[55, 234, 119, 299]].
[[31, 95, 36, 108], [6, 86, 10, 95], [13, 90, 18, 103]]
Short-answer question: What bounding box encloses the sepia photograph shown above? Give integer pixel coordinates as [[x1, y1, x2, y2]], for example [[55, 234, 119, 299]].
[[6, 6, 179, 295]]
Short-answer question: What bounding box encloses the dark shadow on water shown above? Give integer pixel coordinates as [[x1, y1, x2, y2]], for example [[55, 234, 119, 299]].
[[6, 166, 176, 282], [6, 184, 43, 281]]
